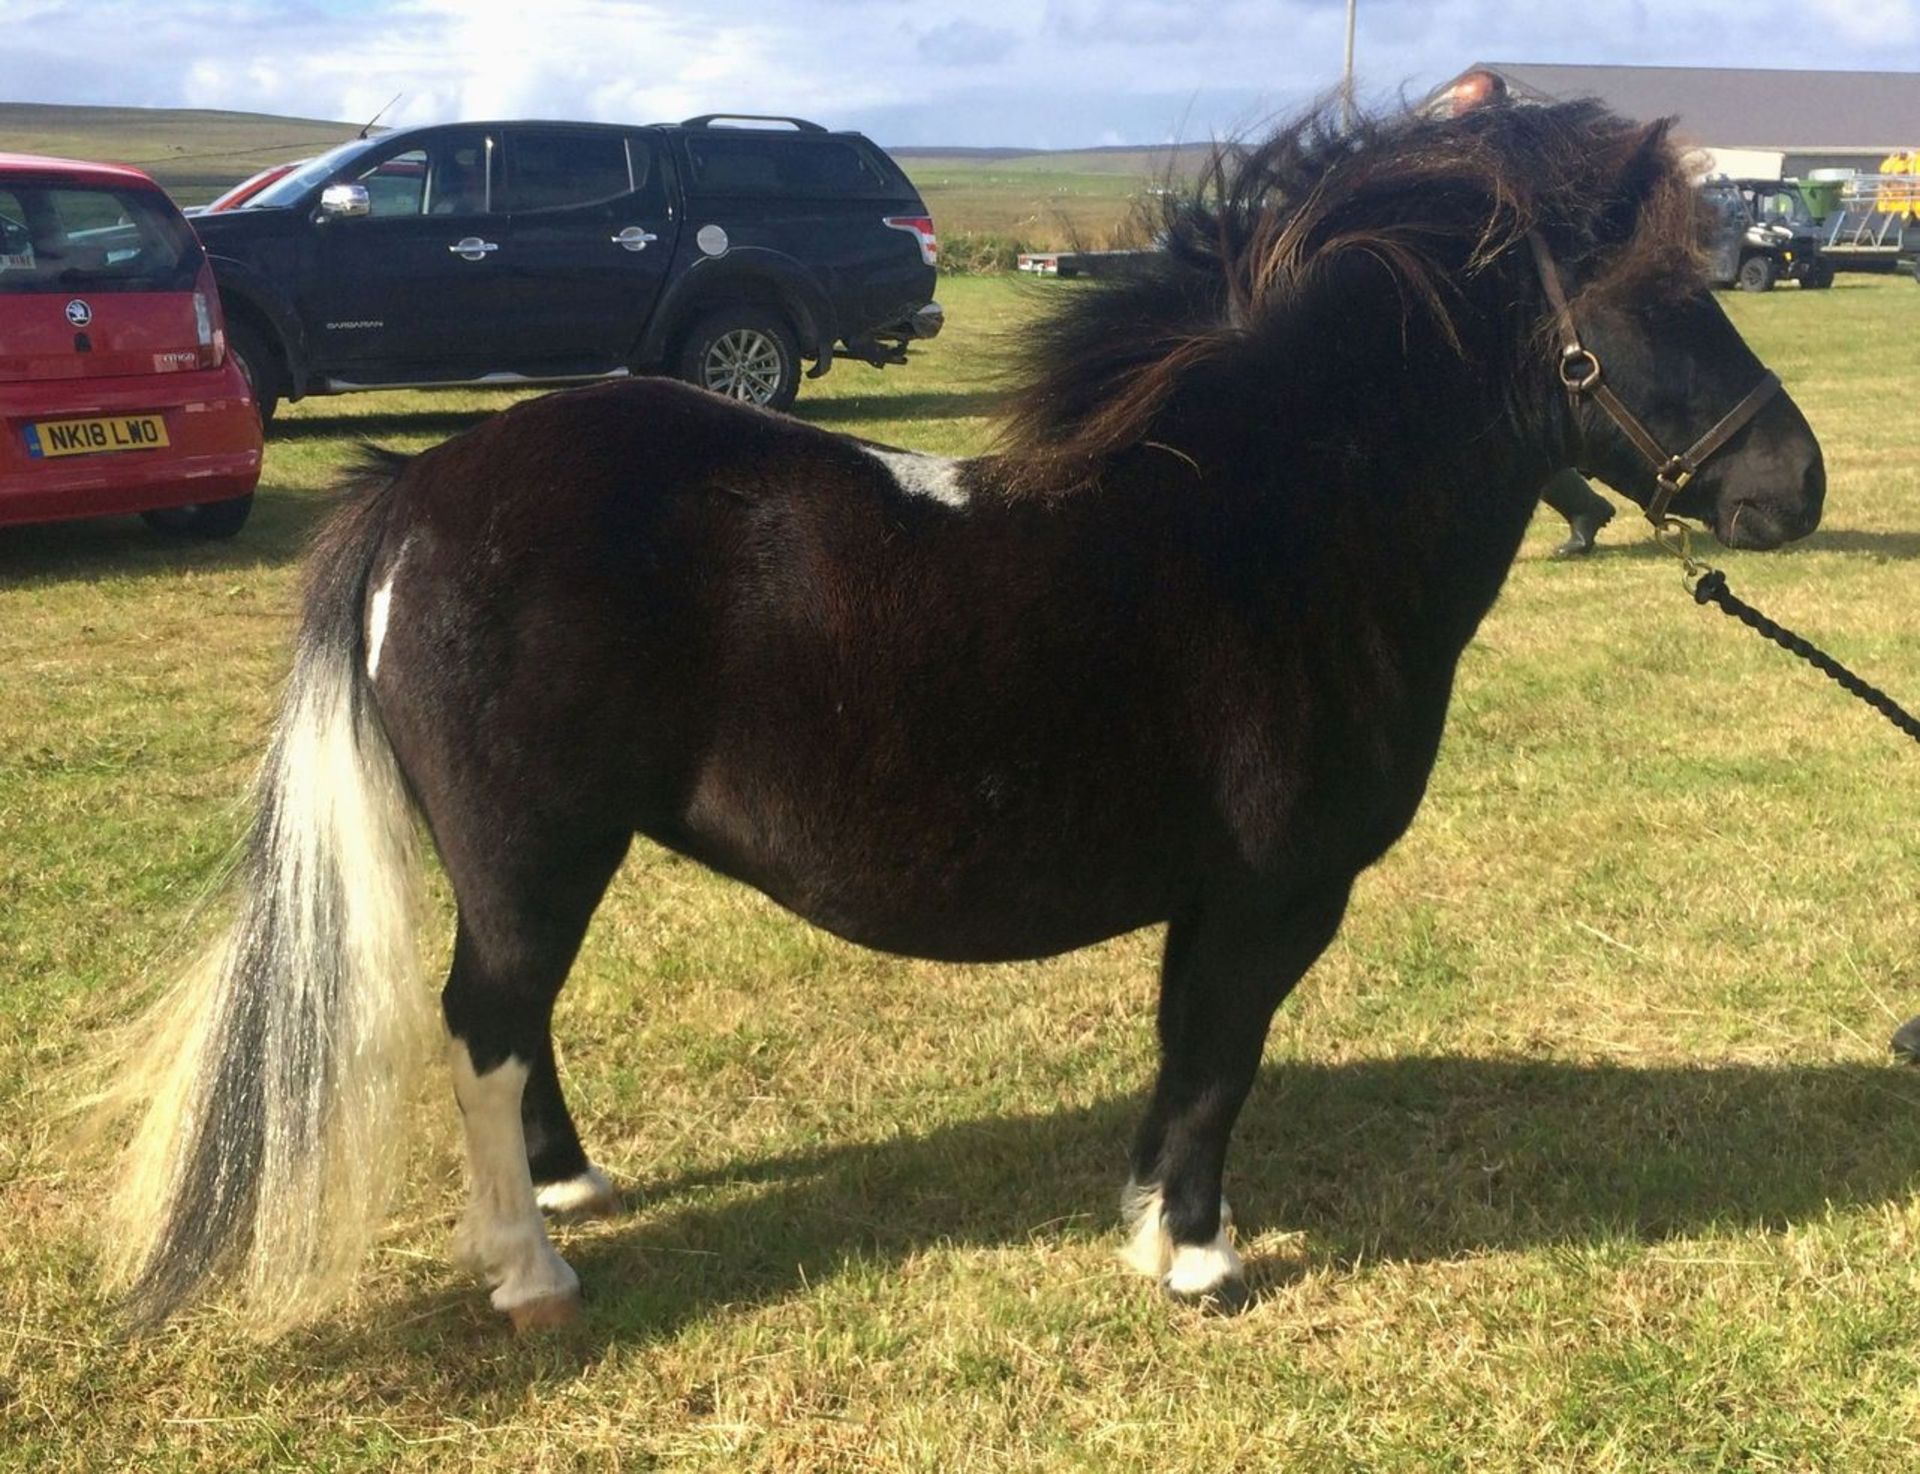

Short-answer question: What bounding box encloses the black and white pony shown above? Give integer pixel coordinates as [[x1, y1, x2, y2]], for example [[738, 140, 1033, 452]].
[[104, 99, 1824, 1330]]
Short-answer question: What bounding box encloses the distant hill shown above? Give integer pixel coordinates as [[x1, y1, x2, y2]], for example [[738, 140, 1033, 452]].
[[0, 103, 360, 202], [0, 102, 1190, 243], [890, 142, 1215, 176]]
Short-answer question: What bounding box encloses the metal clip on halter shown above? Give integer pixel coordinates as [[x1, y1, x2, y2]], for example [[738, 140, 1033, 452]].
[[1650, 515, 1710, 590], [1557, 345, 1602, 393]]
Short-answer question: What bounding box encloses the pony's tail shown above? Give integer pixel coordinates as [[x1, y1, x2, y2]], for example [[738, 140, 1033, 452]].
[[102, 452, 435, 1332]]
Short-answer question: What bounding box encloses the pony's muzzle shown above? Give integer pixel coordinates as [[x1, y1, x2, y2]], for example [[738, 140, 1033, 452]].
[[1711, 443, 1824, 551]]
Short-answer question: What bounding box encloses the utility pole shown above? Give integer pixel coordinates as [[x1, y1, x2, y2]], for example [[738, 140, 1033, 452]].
[[1343, 0, 1357, 129]]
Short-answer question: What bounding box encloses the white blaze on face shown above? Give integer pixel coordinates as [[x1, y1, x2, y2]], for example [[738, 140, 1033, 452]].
[[863, 446, 970, 508]]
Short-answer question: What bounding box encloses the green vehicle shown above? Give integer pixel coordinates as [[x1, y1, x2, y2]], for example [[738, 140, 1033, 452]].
[[1700, 178, 1834, 291]]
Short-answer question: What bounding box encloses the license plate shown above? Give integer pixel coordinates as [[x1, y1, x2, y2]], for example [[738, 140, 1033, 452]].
[[24, 414, 170, 459]]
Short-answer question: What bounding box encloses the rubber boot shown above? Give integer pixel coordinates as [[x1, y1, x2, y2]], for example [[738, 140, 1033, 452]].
[[1539, 469, 1616, 559], [1551, 504, 1614, 558], [1892, 1014, 1920, 1063]]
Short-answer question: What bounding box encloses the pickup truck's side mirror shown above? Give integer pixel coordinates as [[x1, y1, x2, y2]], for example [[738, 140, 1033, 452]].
[[318, 183, 371, 220]]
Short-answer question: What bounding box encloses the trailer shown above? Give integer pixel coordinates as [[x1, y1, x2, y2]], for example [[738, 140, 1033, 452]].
[[1015, 249, 1157, 278], [1815, 174, 1920, 275]]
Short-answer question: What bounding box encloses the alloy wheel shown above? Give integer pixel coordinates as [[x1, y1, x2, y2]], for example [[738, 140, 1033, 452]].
[[701, 328, 785, 405]]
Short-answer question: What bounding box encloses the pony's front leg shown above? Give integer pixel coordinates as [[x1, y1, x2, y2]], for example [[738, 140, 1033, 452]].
[[524, 1040, 622, 1218], [1123, 881, 1351, 1309]]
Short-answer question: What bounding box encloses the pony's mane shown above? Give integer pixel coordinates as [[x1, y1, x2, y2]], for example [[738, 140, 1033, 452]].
[[997, 99, 1706, 477]]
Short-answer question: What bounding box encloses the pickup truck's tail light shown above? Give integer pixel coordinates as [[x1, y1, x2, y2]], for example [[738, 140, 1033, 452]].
[[884, 215, 938, 267], [192, 263, 227, 370]]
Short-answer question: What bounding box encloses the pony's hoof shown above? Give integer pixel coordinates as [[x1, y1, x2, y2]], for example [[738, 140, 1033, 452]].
[[1160, 1232, 1247, 1312], [1165, 1275, 1252, 1315], [506, 1290, 583, 1333], [1891, 1014, 1920, 1063], [535, 1167, 622, 1219]]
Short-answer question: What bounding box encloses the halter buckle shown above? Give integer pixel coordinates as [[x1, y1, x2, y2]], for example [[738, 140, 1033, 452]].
[[1645, 459, 1693, 525], [1558, 345, 1602, 393]]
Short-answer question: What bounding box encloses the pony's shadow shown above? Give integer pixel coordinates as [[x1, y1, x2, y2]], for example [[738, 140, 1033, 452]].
[[267, 389, 1005, 440], [794, 389, 1003, 426], [0, 488, 332, 586], [1540, 528, 1920, 563], [291, 1053, 1920, 1384], [267, 409, 501, 443], [1785, 528, 1920, 560]]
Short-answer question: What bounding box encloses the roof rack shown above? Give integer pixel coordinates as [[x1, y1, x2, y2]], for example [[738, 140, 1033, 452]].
[[679, 114, 827, 132]]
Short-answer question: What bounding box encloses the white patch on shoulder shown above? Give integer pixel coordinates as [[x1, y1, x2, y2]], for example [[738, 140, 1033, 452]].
[[365, 538, 409, 681], [864, 445, 970, 509]]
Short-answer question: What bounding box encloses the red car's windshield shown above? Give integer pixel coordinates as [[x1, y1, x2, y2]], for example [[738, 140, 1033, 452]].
[[0, 181, 203, 294]]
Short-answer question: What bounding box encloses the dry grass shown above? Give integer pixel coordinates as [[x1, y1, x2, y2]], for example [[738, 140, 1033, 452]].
[[5, 274, 1920, 1470]]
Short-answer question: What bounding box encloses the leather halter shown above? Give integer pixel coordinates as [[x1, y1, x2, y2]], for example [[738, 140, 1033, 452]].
[[1526, 231, 1781, 527]]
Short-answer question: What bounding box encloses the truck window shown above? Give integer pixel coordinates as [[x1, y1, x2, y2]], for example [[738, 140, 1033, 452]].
[[349, 135, 495, 217], [507, 132, 637, 212], [683, 135, 891, 198]]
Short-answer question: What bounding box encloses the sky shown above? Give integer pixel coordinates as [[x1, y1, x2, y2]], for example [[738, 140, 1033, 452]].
[[5, 0, 1920, 149]]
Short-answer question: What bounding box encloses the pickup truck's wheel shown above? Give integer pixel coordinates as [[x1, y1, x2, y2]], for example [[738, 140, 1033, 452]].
[[225, 316, 281, 424], [678, 309, 799, 411], [141, 494, 255, 540], [1737, 255, 1778, 292]]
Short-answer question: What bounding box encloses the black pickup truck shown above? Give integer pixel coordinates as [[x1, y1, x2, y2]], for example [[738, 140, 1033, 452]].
[[190, 115, 943, 418]]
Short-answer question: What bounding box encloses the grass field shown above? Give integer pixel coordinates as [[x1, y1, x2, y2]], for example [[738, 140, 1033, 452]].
[[5, 271, 1920, 1470]]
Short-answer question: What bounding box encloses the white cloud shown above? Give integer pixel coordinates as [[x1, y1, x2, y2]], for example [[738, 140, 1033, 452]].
[[1808, 0, 1917, 42], [2, 0, 1918, 147]]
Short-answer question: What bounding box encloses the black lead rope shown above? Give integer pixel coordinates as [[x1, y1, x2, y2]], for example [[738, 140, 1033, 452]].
[[1687, 566, 1920, 747], [1688, 555, 1920, 1064]]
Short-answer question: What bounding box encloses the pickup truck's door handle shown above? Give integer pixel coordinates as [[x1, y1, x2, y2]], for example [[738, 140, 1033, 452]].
[[449, 237, 500, 261], [612, 226, 659, 252]]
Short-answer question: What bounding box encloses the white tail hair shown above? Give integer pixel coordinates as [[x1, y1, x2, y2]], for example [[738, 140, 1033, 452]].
[[101, 462, 436, 1331]]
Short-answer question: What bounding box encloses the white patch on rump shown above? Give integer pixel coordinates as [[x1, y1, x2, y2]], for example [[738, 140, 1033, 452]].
[[365, 540, 408, 681], [863, 445, 970, 508], [448, 1043, 580, 1313]]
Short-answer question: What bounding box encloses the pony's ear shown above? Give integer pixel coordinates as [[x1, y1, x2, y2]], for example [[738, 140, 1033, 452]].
[[1594, 118, 1678, 245]]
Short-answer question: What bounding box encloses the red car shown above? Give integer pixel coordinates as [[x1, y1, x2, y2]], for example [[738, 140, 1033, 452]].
[[0, 152, 262, 536], [185, 158, 306, 216]]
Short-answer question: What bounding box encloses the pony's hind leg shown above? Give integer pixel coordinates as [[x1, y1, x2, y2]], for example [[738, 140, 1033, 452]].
[[440, 832, 629, 1328], [1124, 881, 1351, 1310]]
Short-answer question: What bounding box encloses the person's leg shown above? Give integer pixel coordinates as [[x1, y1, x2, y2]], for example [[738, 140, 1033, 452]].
[[1540, 468, 1614, 558]]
